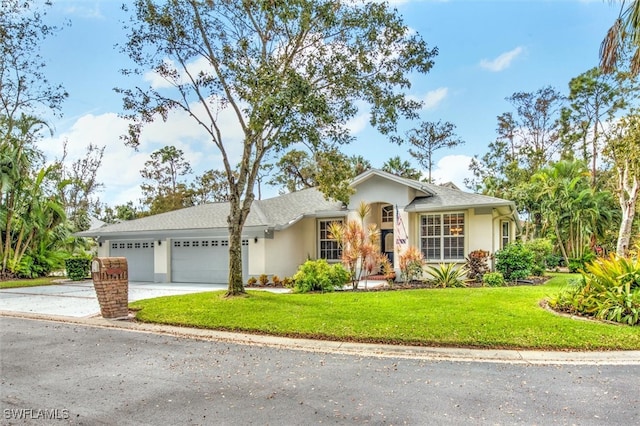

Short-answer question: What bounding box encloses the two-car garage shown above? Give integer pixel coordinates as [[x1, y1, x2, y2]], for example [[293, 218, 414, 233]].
[[109, 238, 248, 284]]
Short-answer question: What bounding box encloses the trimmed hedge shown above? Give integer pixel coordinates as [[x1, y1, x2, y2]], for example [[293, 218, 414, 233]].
[[65, 258, 91, 281]]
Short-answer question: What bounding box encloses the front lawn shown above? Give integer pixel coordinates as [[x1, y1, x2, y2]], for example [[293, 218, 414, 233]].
[[0, 276, 62, 289], [130, 274, 640, 350]]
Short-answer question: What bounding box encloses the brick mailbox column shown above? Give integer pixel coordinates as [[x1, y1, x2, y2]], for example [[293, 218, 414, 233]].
[[91, 257, 129, 319]]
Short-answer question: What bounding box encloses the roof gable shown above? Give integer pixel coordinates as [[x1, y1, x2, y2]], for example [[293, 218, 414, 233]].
[[349, 168, 516, 213]]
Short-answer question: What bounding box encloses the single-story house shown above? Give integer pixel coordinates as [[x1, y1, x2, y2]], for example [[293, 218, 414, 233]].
[[78, 169, 518, 283]]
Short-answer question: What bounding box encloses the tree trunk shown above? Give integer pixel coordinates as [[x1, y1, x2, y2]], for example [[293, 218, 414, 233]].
[[225, 185, 253, 296], [227, 222, 245, 296], [617, 200, 637, 257], [616, 167, 639, 258]]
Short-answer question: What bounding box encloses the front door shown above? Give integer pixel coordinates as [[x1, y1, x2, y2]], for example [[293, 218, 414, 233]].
[[381, 229, 394, 265]]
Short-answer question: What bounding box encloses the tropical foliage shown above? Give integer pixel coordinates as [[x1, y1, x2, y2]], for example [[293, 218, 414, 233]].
[[328, 202, 381, 290], [398, 246, 425, 283], [551, 254, 640, 326], [530, 160, 614, 265], [425, 263, 468, 288], [465, 250, 490, 282]]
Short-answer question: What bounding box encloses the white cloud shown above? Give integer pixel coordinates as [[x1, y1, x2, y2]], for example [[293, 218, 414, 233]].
[[422, 87, 448, 110], [37, 113, 149, 206], [428, 154, 474, 190], [37, 100, 248, 207], [479, 47, 524, 72]]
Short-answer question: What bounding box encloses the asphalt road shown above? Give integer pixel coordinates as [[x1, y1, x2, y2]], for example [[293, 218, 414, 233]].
[[1, 317, 639, 425]]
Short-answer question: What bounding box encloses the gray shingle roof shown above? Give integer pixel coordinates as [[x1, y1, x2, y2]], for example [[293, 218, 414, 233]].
[[405, 181, 516, 212], [78, 169, 515, 239], [77, 188, 344, 238]]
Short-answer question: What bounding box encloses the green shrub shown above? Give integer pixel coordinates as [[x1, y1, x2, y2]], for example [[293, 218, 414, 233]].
[[545, 253, 563, 270], [65, 257, 91, 281], [568, 258, 582, 273], [425, 263, 468, 288], [293, 259, 350, 293], [568, 251, 597, 273], [494, 242, 534, 281], [523, 238, 552, 276], [465, 250, 490, 282], [551, 254, 640, 325], [482, 272, 506, 287]]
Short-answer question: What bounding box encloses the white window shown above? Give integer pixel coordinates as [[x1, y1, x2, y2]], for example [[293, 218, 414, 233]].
[[382, 205, 393, 223], [420, 213, 465, 261], [318, 219, 342, 261], [501, 221, 510, 249]]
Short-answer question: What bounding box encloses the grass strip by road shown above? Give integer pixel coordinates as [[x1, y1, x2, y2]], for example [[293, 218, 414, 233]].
[[0, 276, 61, 289], [129, 274, 640, 351]]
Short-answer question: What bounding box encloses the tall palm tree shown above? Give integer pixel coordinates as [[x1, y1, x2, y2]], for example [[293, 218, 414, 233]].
[[601, 0, 640, 75]]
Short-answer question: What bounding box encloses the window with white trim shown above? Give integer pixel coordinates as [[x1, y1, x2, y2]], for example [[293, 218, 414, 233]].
[[382, 205, 393, 223], [501, 221, 510, 249], [318, 219, 342, 261], [420, 213, 465, 261]]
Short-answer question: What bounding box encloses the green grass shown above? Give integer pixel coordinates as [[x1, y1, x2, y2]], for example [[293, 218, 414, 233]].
[[0, 276, 62, 289], [129, 274, 640, 350]]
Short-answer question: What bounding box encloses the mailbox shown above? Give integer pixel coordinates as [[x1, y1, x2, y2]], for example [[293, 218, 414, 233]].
[[91, 257, 129, 319]]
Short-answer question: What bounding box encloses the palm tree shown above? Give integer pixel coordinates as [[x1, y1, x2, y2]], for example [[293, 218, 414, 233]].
[[532, 160, 615, 265], [601, 0, 640, 75]]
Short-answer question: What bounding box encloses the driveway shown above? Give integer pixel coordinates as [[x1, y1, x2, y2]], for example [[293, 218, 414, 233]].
[[0, 280, 289, 317]]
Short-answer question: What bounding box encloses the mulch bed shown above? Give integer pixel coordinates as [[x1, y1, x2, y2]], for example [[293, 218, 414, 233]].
[[246, 275, 551, 291]]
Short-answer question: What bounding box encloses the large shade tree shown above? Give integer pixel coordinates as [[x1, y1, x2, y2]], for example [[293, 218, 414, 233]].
[[118, 0, 437, 295]]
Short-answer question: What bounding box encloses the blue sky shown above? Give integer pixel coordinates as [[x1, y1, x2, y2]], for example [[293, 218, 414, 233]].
[[37, 0, 621, 207]]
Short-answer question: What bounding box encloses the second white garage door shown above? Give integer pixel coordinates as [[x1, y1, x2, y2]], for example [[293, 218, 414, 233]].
[[171, 238, 249, 284]]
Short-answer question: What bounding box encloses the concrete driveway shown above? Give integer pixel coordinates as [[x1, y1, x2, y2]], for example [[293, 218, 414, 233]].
[[0, 280, 289, 318]]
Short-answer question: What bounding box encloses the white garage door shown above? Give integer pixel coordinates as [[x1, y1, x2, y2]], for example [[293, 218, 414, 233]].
[[171, 238, 248, 284], [109, 241, 154, 282]]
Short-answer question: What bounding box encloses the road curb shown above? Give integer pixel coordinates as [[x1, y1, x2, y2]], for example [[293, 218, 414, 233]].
[[2, 310, 640, 365]]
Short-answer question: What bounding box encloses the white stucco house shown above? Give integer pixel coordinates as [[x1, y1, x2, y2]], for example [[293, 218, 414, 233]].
[[78, 169, 518, 283]]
